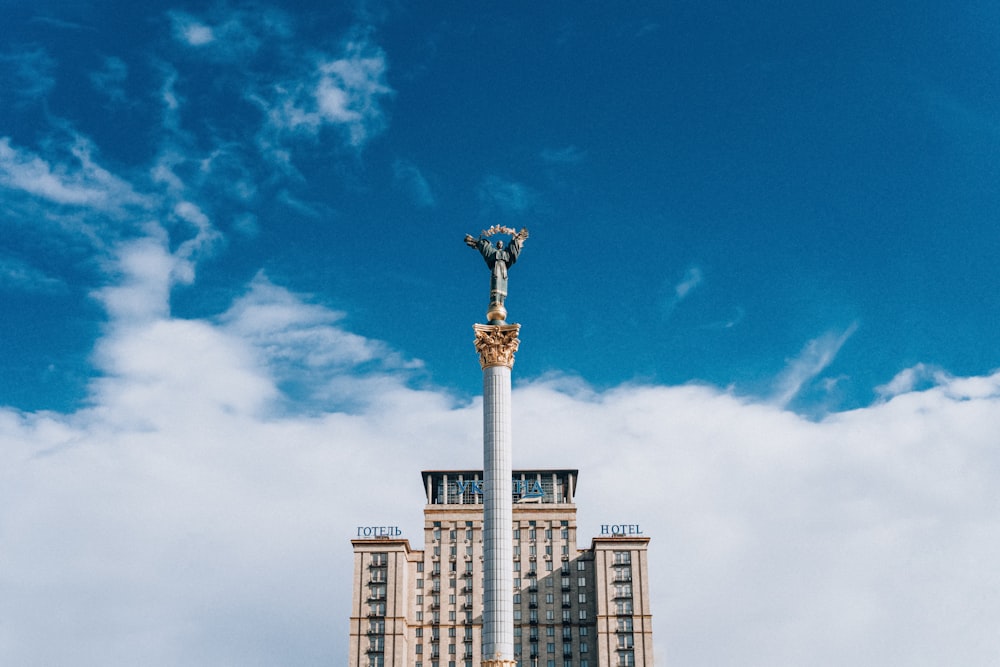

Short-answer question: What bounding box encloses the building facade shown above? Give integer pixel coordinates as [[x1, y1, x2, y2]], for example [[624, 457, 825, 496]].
[[348, 469, 653, 667]]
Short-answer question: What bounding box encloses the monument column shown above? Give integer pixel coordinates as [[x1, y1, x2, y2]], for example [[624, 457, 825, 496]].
[[466, 225, 527, 667], [474, 324, 520, 667]]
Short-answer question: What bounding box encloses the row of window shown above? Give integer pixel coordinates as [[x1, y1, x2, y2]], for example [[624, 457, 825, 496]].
[[412, 660, 593, 667]]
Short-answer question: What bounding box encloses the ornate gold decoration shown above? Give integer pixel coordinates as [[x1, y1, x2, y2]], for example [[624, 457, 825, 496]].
[[481, 659, 518, 667], [478, 225, 518, 238], [474, 323, 521, 369]]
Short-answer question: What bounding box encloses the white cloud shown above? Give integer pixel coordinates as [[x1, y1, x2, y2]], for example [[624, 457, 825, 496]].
[[661, 265, 704, 318], [170, 13, 216, 46], [252, 33, 392, 150], [771, 323, 858, 407], [3, 228, 999, 667], [674, 265, 703, 299], [0, 136, 147, 212], [2, 287, 999, 665]]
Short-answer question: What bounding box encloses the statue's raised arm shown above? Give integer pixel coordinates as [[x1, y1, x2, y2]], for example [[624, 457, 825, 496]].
[[464, 226, 529, 324]]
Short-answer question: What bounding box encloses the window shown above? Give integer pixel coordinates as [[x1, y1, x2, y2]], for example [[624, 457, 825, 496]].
[[530, 545, 537, 556], [416, 645, 423, 655], [580, 642, 588, 653], [617, 651, 635, 666], [529, 529, 536, 540], [548, 643, 555, 654], [578, 577, 586, 587], [577, 561, 586, 571], [561, 577, 570, 589], [448, 644, 456, 654], [530, 593, 538, 606], [514, 593, 521, 603], [513, 529, 520, 539], [561, 529, 569, 540], [546, 610, 555, 620], [371, 553, 387, 566], [417, 562, 424, 572], [562, 545, 569, 555], [546, 529, 553, 540], [514, 545, 521, 556], [545, 561, 553, 571], [615, 600, 633, 615], [514, 610, 522, 621], [417, 579, 424, 588], [448, 611, 456, 621], [613, 551, 631, 565], [617, 633, 634, 649], [616, 617, 633, 632], [614, 584, 632, 598], [578, 593, 587, 604], [562, 610, 571, 622], [466, 529, 473, 540], [415, 628, 423, 638], [416, 611, 423, 621], [562, 593, 570, 606], [449, 530, 457, 541], [530, 609, 538, 622], [579, 610, 587, 620], [433, 529, 440, 541], [546, 593, 554, 604]]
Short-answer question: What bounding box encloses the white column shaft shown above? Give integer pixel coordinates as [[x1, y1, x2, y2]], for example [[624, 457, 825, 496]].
[[482, 364, 513, 660]]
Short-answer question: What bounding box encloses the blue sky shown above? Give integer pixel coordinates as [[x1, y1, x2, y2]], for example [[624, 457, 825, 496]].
[[2, 2, 999, 665]]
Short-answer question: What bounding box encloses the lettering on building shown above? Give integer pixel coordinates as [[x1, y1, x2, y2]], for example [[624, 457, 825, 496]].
[[356, 526, 403, 538], [600, 524, 643, 535]]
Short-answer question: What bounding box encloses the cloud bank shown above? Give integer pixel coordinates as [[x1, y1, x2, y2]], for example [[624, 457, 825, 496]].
[[1, 233, 998, 665]]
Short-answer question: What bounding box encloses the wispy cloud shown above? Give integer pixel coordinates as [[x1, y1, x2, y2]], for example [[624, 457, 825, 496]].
[[478, 175, 534, 214], [661, 265, 703, 317], [393, 159, 435, 208], [0, 255, 65, 293], [540, 145, 586, 164], [0, 47, 56, 104], [771, 323, 858, 407], [0, 136, 147, 213], [89, 56, 128, 104]]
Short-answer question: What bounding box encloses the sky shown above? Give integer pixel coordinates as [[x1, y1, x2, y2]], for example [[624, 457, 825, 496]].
[[1, 1, 999, 665]]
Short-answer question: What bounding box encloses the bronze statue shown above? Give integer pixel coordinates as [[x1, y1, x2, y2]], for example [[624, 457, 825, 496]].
[[465, 226, 529, 324]]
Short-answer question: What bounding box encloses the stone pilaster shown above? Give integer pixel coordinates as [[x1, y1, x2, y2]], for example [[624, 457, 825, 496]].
[[475, 323, 520, 665]]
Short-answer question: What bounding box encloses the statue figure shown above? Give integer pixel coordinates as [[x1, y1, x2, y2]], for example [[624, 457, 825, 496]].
[[465, 226, 529, 324]]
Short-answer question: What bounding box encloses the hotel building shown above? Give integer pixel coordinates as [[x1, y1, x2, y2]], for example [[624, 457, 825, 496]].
[[348, 469, 654, 667]]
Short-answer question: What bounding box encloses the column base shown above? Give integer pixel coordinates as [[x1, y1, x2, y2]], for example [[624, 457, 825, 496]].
[[482, 660, 518, 667]]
